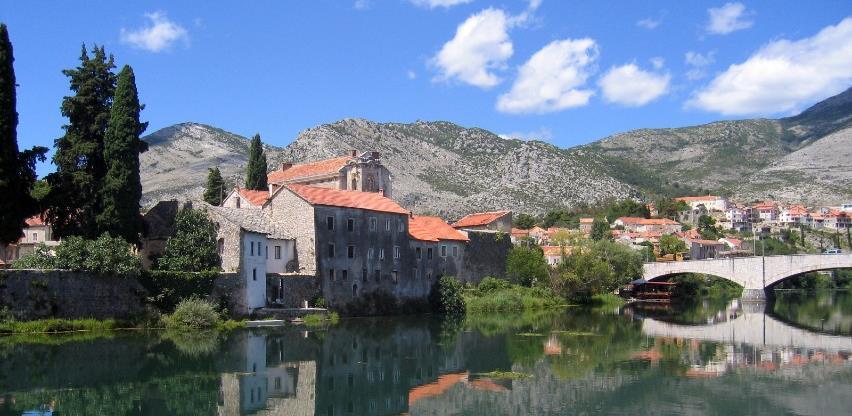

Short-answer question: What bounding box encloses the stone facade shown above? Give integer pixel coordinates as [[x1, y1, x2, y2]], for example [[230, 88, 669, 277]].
[[0, 270, 146, 320]]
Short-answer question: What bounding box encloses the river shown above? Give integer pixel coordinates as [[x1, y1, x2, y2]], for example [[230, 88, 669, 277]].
[[1, 291, 851, 415]]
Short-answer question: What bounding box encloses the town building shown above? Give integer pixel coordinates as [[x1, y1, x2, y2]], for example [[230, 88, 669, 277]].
[[451, 210, 512, 233], [674, 195, 730, 212]]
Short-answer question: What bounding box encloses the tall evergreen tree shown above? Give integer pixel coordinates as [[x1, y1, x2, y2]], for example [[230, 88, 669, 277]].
[[244, 134, 268, 190], [203, 167, 226, 206], [97, 65, 148, 242], [46, 45, 116, 238], [0, 23, 46, 245]]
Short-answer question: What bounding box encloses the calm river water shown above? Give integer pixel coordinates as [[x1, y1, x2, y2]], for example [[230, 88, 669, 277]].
[[1, 291, 851, 415]]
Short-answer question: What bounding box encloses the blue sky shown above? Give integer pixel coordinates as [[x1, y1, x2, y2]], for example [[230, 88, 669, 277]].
[[2, 1, 851, 177]]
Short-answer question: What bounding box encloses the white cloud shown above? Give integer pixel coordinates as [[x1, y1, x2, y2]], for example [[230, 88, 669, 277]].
[[598, 63, 670, 107], [689, 17, 852, 115], [636, 17, 661, 30], [407, 70, 417, 80], [650, 57, 665, 70], [121, 12, 188, 53], [410, 0, 473, 9], [432, 8, 514, 88], [684, 51, 715, 80], [496, 38, 598, 114], [706, 2, 753, 35], [431, 1, 543, 88], [499, 127, 554, 142], [354, 0, 371, 10]]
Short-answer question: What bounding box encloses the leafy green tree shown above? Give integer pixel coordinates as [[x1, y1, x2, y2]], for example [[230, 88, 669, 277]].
[[158, 207, 220, 272], [203, 167, 226, 206], [97, 65, 148, 242], [506, 246, 549, 286], [429, 276, 466, 316], [590, 217, 612, 241], [513, 213, 536, 229], [46, 45, 116, 239], [244, 134, 268, 190], [697, 215, 721, 240], [0, 23, 46, 245], [659, 234, 688, 256]]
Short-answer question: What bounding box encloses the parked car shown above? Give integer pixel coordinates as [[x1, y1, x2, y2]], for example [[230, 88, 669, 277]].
[[823, 248, 842, 254]]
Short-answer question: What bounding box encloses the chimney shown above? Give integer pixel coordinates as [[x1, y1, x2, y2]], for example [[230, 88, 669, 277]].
[[280, 162, 293, 171], [351, 149, 358, 157]]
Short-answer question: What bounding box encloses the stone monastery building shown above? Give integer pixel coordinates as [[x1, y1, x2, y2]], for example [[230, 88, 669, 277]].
[[210, 151, 476, 311]]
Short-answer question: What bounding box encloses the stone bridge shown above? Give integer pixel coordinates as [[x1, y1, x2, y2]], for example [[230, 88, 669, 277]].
[[643, 254, 852, 300], [641, 305, 852, 352]]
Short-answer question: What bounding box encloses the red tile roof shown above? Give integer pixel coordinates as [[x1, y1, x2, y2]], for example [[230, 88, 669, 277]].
[[409, 216, 469, 242], [237, 188, 270, 206], [25, 215, 45, 226], [267, 156, 352, 183], [286, 184, 409, 215], [452, 210, 511, 228]]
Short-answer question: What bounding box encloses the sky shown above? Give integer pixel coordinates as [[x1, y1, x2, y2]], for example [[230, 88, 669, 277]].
[[2, 0, 852, 177]]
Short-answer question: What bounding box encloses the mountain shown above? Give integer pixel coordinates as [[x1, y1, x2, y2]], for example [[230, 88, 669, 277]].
[[141, 120, 633, 216], [583, 87, 852, 205], [140, 88, 852, 215]]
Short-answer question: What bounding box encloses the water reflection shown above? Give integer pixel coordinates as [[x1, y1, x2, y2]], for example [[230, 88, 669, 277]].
[[1, 293, 851, 415]]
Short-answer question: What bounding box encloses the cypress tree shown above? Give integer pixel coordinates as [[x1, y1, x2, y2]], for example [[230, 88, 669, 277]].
[[244, 134, 268, 190], [203, 167, 226, 205], [46, 45, 116, 238], [97, 65, 148, 242], [0, 23, 46, 245]]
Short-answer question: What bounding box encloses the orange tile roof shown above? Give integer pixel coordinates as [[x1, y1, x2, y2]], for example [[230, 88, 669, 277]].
[[408, 372, 468, 404], [267, 156, 352, 183], [24, 215, 46, 226], [409, 216, 469, 242], [286, 184, 409, 215], [237, 188, 270, 206], [452, 210, 511, 228]]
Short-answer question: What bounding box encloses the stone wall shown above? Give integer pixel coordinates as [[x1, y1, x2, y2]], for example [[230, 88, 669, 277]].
[[459, 231, 513, 284], [0, 270, 146, 320], [267, 274, 320, 308]]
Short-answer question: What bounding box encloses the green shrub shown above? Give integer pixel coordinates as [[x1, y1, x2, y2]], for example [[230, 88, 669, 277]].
[[162, 298, 221, 330], [430, 276, 466, 316]]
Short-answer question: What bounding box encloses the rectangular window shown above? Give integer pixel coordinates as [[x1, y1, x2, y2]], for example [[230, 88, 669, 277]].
[[415, 247, 422, 260], [347, 218, 355, 232], [385, 219, 391, 231], [329, 269, 335, 282], [275, 245, 282, 259], [252, 268, 257, 281], [441, 245, 447, 257], [379, 248, 385, 260], [327, 216, 334, 230], [342, 270, 348, 281], [250, 241, 255, 256], [348, 245, 355, 258], [393, 246, 400, 259], [369, 217, 377, 231], [452, 246, 458, 257], [427, 248, 433, 260], [392, 270, 399, 284], [328, 243, 335, 258], [374, 269, 381, 282]]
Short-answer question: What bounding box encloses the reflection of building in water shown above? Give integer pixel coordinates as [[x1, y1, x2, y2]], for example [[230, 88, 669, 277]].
[[217, 332, 316, 416]]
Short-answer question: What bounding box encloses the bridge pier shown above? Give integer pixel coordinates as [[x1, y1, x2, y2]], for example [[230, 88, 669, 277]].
[[741, 288, 767, 302]]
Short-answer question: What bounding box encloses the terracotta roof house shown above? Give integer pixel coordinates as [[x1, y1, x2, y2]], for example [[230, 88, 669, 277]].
[[267, 151, 393, 198], [452, 210, 512, 233]]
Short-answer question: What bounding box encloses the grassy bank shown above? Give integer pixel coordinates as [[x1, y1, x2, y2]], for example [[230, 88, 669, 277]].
[[464, 280, 565, 313]]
